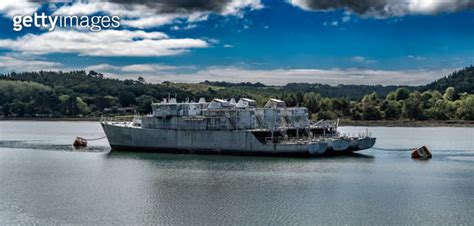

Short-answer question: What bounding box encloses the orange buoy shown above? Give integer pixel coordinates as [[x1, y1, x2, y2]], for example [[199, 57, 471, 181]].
[[73, 137, 88, 147], [411, 146, 432, 160]]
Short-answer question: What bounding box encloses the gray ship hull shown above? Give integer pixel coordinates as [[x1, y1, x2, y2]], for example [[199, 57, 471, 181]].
[[348, 137, 377, 151], [326, 138, 351, 152], [102, 122, 329, 156]]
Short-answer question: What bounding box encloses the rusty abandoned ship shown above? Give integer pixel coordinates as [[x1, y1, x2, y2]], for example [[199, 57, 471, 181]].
[[101, 98, 376, 156]]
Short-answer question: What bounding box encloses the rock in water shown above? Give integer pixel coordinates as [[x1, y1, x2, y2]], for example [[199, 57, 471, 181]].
[[411, 146, 432, 160], [73, 137, 88, 147]]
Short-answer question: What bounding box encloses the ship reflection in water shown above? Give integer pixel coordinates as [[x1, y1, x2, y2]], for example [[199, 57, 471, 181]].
[[102, 98, 375, 156]]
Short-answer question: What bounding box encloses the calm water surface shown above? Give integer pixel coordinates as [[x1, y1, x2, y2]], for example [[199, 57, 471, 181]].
[[0, 121, 473, 224]]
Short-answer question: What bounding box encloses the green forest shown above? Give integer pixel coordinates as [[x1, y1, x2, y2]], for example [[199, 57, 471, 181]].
[[0, 66, 473, 121]]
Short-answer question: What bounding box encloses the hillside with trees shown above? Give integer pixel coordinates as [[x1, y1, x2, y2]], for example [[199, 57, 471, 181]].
[[0, 71, 192, 117], [424, 65, 473, 93], [0, 67, 473, 121]]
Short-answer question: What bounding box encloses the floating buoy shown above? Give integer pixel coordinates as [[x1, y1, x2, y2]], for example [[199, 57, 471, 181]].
[[411, 145, 432, 160], [73, 137, 88, 147]]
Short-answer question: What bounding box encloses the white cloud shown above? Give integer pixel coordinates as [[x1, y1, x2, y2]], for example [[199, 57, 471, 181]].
[[205, 38, 220, 45], [121, 14, 185, 29], [187, 13, 210, 23], [84, 63, 184, 73], [0, 58, 453, 86], [408, 0, 474, 14], [0, 1, 40, 17], [288, 0, 474, 17], [169, 24, 198, 31], [121, 64, 178, 73], [342, 15, 351, 22], [351, 56, 366, 63], [222, 0, 263, 15], [223, 44, 234, 48], [323, 21, 339, 26], [0, 56, 61, 72], [0, 30, 208, 57], [98, 65, 453, 86], [351, 56, 376, 64]]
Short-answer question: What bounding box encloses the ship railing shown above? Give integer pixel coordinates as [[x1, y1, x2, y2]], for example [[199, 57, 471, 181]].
[[100, 115, 136, 125], [265, 136, 313, 144], [339, 131, 372, 139], [312, 131, 369, 139]]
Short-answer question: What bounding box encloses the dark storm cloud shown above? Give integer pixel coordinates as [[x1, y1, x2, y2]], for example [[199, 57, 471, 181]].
[[290, 0, 474, 17], [298, 0, 392, 15], [30, 0, 256, 14], [109, 0, 230, 12]]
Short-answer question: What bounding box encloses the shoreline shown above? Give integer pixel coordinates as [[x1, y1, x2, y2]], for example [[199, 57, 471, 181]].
[[339, 119, 474, 127], [1, 117, 473, 127], [0, 117, 102, 122]]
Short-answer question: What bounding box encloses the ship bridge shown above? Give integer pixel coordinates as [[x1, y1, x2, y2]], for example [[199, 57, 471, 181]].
[[146, 97, 310, 131]]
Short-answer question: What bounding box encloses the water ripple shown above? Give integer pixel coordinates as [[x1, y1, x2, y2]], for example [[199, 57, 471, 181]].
[[0, 140, 109, 153]]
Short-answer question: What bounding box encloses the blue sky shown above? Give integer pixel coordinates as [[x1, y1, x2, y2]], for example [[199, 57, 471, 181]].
[[0, 0, 473, 85]]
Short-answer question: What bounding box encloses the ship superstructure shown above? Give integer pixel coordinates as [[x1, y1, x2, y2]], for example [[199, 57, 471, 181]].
[[101, 98, 375, 156]]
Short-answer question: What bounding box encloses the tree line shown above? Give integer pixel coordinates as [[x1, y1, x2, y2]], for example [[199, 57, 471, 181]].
[[295, 87, 473, 120], [0, 71, 191, 117], [0, 67, 472, 120]]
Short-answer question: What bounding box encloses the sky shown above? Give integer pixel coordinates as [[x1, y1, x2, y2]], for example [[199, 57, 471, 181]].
[[0, 0, 473, 85]]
